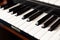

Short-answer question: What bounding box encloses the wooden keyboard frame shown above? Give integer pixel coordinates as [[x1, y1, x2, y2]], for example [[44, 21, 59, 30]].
[[0, 23, 29, 40]]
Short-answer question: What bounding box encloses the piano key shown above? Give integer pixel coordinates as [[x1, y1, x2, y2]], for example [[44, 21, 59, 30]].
[[22, 5, 43, 19], [9, 1, 30, 12], [54, 0, 60, 6], [34, 21, 60, 40], [48, 19, 60, 31], [9, 3, 26, 13], [27, 6, 49, 22], [13, 1, 38, 14], [11, 2, 29, 12], [48, 0, 57, 4], [0, 7, 32, 27], [42, 15, 58, 28], [28, 25, 43, 35], [0, 9, 17, 24], [50, 28, 60, 40], [16, 6, 32, 16], [0, 20, 38, 40], [16, 4, 38, 16], [36, 13, 52, 26], [23, 13, 47, 32], [9, 4, 21, 12], [19, 13, 46, 30], [11, 8, 35, 27], [37, 0, 44, 2], [12, 5, 27, 14], [33, 25, 49, 39], [41, 19, 60, 40], [22, 9, 37, 19], [40, 26, 60, 40], [36, 8, 54, 24], [43, 0, 49, 3], [8, 3, 21, 10]]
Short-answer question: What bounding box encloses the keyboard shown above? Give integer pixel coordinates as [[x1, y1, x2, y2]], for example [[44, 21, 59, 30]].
[[0, 0, 60, 40]]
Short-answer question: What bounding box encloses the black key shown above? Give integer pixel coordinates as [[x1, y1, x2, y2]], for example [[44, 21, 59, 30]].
[[9, 5, 20, 12], [16, 5, 32, 16], [42, 15, 58, 28], [48, 19, 60, 31], [13, 4, 27, 14], [22, 9, 38, 19], [27, 11, 42, 22], [22, 5, 44, 19], [27, 6, 50, 22], [16, 3, 38, 16], [27, 7, 48, 21], [9, 2, 27, 12], [36, 13, 52, 26], [13, 1, 37, 14]]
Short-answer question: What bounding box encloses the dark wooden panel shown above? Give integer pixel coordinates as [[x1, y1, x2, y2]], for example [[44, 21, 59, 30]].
[[0, 23, 29, 40]]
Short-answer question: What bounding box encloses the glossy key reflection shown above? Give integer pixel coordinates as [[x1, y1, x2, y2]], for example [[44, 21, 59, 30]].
[[36, 13, 52, 26], [42, 15, 58, 28], [27, 6, 51, 22], [48, 19, 60, 31], [22, 5, 43, 19]]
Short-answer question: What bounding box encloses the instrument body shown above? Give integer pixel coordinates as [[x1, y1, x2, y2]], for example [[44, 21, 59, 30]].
[[0, 0, 60, 40]]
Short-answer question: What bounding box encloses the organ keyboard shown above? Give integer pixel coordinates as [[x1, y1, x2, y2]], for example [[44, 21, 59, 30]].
[[0, 0, 60, 40]]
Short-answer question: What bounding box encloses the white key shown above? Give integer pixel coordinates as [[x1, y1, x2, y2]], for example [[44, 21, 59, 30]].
[[0, 9, 17, 22], [40, 28, 60, 40], [23, 13, 47, 29], [33, 26, 49, 39], [24, 13, 47, 36], [54, 0, 60, 6], [14, 8, 34, 26], [50, 26, 60, 40], [40, 18, 60, 40], [48, 0, 57, 4], [16, 10, 46, 30], [43, 0, 49, 3], [28, 25, 43, 35], [0, 8, 34, 26], [37, 0, 44, 2]]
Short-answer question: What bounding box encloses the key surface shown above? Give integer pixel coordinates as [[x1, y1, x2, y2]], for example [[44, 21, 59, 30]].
[[27, 6, 50, 22], [48, 19, 60, 31], [36, 13, 52, 26], [40, 26, 60, 40], [50, 28, 60, 40], [22, 9, 37, 19], [22, 5, 43, 19], [22, 13, 47, 32], [42, 15, 58, 28], [9, 1, 30, 12]]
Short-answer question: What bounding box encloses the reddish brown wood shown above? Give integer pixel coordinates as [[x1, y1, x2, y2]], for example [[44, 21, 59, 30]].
[[0, 23, 29, 40], [0, 0, 7, 6]]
